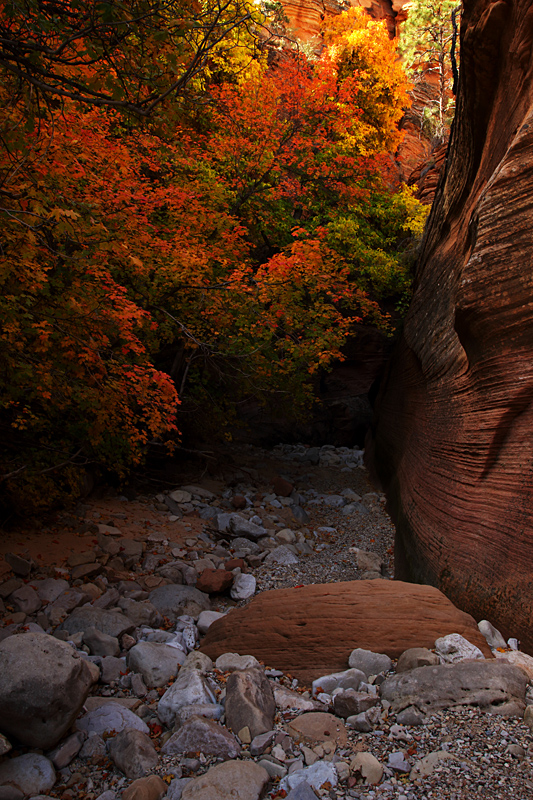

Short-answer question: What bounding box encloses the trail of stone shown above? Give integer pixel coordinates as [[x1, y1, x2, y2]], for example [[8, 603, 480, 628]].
[[0, 443, 532, 800]]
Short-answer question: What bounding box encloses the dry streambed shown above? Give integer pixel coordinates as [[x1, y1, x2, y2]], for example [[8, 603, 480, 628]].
[[0, 444, 532, 800]]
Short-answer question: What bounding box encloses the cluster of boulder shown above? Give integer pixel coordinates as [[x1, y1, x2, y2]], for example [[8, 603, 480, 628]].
[[0, 618, 532, 800]]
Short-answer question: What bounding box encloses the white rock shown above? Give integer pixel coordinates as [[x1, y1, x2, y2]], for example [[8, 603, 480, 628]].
[[280, 760, 338, 792], [0, 753, 56, 796], [76, 701, 149, 736], [312, 668, 366, 696], [158, 669, 216, 727], [434, 633, 485, 663], [197, 610, 226, 635], [264, 546, 299, 566], [230, 574, 256, 601], [478, 620, 507, 650]]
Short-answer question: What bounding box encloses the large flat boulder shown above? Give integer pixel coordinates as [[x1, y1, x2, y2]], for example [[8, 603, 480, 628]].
[[0, 632, 96, 748], [381, 660, 527, 716], [200, 580, 491, 684]]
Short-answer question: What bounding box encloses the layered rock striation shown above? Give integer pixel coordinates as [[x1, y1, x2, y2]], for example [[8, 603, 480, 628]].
[[368, 0, 533, 653]]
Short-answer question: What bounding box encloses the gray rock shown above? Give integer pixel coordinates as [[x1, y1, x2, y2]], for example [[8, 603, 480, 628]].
[[291, 505, 310, 524], [215, 653, 260, 672], [197, 610, 225, 634], [177, 703, 224, 726], [79, 733, 107, 761], [92, 588, 120, 609], [8, 586, 41, 615], [28, 577, 69, 604], [107, 729, 158, 779], [118, 599, 162, 628], [158, 669, 216, 727], [181, 761, 269, 800], [396, 647, 440, 673], [4, 553, 33, 577], [396, 706, 426, 726], [76, 701, 150, 736], [167, 778, 192, 800], [230, 574, 256, 601], [333, 689, 379, 718], [100, 656, 127, 684], [434, 633, 485, 663], [381, 660, 527, 715], [60, 607, 134, 639], [388, 751, 411, 772], [285, 781, 320, 800], [130, 673, 148, 697], [225, 668, 276, 739], [48, 731, 86, 769], [229, 537, 262, 554], [127, 641, 186, 688], [312, 668, 366, 695], [148, 585, 211, 622], [348, 648, 392, 677], [161, 717, 241, 759], [95, 793, 117, 800], [0, 632, 96, 749], [0, 754, 55, 797], [226, 514, 267, 541], [249, 730, 276, 756], [346, 711, 373, 732], [478, 620, 508, 650], [264, 546, 299, 566], [0, 734, 11, 757], [83, 627, 120, 657]]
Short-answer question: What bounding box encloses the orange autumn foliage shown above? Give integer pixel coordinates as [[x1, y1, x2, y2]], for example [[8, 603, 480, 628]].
[[0, 1, 422, 513]]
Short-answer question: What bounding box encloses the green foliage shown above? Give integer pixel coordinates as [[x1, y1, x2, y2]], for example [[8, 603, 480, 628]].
[[398, 0, 460, 141]]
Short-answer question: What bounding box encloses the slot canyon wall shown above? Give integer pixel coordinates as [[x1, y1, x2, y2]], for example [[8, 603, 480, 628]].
[[368, 0, 533, 652]]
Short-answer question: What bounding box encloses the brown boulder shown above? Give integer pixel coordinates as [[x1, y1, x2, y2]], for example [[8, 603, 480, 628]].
[[367, 0, 533, 656], [200, 580, 491, 684], [196, 569, 233, 594]]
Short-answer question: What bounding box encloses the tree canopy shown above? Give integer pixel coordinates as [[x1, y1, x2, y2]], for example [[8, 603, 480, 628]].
[[0, 1, 427, 514]]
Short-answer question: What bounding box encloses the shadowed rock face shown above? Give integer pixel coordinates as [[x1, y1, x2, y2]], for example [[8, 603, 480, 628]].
[[368, 0, 533, 653]]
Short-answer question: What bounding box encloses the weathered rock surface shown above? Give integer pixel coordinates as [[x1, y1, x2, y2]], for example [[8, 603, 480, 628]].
[[368, 0, 533, 657], [181, 760, 269, 800], [225, 668, 276, 739], [161, 717, 242, 760], [107, 729, 159, 779], [60, 607, 134, 638], [127, 641, 185, 687], [157, 668, 216, 727], [0, 632, 96, 748], [381, 660, 527, 716], [200, 580, 491, 683], [75, 701, 150, 736], [148, 585, 211, 622]]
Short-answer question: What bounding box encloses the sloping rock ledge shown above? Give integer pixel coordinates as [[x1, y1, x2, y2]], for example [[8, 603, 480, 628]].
[[200, 580, 492, 684]]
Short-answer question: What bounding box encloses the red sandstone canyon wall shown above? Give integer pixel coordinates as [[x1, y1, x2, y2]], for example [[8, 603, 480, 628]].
[[368, 0, 533, 653]]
